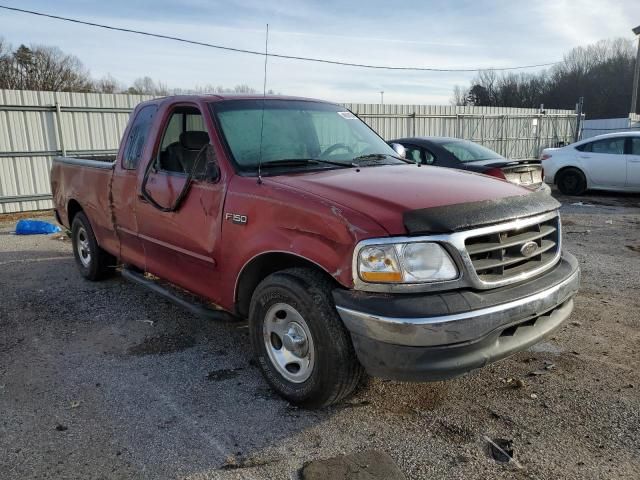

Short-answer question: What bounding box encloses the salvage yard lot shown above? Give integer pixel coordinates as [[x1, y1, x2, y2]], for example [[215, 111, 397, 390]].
[[1, 191, 639, 480]]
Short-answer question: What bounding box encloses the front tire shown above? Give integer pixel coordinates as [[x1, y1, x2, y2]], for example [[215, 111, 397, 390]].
[[249, 268, 364, 408], [71, 211, 115, 281], [556, 168, 587, 195]]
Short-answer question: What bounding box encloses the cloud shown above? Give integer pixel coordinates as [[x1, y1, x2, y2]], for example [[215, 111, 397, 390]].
[[1, 0, 638, 103]]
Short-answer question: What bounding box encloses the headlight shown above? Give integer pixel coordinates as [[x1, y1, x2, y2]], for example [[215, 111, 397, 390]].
[[358, 242, 458, 284]]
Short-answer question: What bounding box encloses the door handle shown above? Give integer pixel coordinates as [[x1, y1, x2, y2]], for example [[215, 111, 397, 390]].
[[579, 155, 591, 159], [630, 159, 640, 163]]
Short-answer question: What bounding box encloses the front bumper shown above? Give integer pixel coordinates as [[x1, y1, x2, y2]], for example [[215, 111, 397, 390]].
[[334, 253, 580, 381]]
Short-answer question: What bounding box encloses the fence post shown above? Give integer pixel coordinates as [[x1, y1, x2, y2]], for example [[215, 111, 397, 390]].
[[535, 114, 542, 159], [411, 112, 416, 136], [574, 97, 584, 142], [500, 115, 506, 156], [54, 102, 66, 156]]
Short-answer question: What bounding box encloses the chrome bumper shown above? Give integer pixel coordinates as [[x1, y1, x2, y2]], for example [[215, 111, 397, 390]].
[[336, 267, 580, 348]]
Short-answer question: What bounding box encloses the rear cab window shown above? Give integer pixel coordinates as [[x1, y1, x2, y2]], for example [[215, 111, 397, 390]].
[[122, 105, 157, 170]]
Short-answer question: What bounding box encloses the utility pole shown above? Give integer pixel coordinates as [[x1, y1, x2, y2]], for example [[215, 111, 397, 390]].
[[631, 25, 640, 114], [380, 91, 384, 104]]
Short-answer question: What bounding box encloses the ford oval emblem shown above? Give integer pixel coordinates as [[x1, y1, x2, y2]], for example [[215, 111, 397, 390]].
[[520, 241, 539, 258]]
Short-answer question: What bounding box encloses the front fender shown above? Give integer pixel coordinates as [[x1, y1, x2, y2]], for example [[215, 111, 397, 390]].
[[213, 176, 388, 310]]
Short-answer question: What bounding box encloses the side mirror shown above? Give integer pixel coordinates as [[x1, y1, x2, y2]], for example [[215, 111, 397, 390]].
[[389, 143, 406, 159]]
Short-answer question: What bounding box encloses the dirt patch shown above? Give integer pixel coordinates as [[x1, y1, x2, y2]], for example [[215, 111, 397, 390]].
[[360, 379, 451, 414], [301, 450, 406, 480], [0, 209, 55, 223]]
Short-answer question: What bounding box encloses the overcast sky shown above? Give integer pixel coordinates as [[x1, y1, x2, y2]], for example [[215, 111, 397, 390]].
[[1, 0, 639, 104]]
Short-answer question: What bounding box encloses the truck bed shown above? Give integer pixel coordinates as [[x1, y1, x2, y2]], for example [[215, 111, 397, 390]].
[[51, 155, 119, 255]]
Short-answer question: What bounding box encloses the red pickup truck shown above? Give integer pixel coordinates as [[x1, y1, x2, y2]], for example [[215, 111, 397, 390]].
[[51, 95, 580, 408]]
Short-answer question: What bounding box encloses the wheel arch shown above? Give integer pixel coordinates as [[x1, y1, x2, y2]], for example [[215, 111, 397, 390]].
[[555, 165, 588, 187], [67, 199, 84, 226], [234, 251, 339, 318]]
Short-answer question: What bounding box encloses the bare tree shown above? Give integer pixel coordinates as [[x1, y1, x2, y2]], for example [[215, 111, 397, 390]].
[[451, 38, 636, 118], [451, 85, 467, 106], [127, 76, 169, 96], [0, 37, 264, 97], [0, 41, 93, 91], [94, 74, 122, 93]]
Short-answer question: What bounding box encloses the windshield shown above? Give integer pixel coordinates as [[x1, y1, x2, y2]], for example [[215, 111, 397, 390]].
[[211, 99, 400, 173], [439, 140, 504, 163]]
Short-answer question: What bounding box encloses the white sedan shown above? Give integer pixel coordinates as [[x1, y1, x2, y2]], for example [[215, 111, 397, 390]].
[[541, 132, 640, 195]]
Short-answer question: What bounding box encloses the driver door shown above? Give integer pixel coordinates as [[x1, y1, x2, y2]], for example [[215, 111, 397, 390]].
[[135, 103, 224, 299]]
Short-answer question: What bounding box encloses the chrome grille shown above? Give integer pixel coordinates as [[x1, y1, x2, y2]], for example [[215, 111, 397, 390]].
[[464, 215, 560, 284]]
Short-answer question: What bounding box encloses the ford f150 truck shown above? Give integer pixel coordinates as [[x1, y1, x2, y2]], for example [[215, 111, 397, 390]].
[[51, 95, 580, 408]]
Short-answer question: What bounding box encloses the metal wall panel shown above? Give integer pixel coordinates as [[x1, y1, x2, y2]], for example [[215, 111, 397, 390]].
[[581, 117, 634, 139], [0, 89, 152, 213], [344, 103, 578, 160], [0, 89, 577, 213]]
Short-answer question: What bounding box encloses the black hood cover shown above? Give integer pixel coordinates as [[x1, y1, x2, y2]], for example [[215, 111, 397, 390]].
[[403, 191, 560, 234]]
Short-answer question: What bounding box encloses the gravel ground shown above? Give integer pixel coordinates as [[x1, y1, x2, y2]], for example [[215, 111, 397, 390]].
[[1, 189, 639, 479]]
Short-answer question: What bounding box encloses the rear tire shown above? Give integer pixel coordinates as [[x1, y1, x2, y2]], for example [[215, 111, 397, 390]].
[[249, 268, 364, 408], [71, 211, 115, 281], [556, 168, 587, 195]]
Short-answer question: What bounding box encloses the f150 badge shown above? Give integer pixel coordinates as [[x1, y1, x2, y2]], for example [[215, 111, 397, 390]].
[[225, 212, 248, 225]]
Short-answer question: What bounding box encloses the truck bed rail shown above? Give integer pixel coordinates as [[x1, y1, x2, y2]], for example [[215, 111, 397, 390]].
[[54, 155, 116, 170]]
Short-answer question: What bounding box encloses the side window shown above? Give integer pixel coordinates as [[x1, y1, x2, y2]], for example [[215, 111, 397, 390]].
[[403, 145, 423, 164], [631, 137, 640, 155], [575, 142, 592, 152], [589, 137, 625, 155], [423, 148, 436, 165], [122, 105, 157, 170], [157, 107, 210, 176]]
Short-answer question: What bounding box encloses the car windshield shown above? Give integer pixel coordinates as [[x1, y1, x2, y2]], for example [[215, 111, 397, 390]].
[[211, 99, 401, 173], [439, 140, 504, 163]]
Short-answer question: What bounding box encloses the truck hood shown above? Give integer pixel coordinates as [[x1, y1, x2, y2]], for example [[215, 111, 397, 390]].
[[267, 164, 558, 235]]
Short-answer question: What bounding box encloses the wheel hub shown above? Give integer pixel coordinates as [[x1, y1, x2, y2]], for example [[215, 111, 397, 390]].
[[75, 226, 91, 267], [263, 303, 315, 383], [282, 323, 308, 357]]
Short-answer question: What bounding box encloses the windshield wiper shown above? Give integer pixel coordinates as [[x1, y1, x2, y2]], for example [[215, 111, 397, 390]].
[[260, 158, 353, 169], [351, 153, 409, 165]]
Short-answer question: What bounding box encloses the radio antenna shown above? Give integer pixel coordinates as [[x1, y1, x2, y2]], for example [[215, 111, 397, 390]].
[[257, 23, 269, 184]]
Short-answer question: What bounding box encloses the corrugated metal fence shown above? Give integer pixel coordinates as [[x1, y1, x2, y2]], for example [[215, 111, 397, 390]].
[[0, 89, 152, 213], [0, 89, 578, 213], [345, 104, 579, 160]]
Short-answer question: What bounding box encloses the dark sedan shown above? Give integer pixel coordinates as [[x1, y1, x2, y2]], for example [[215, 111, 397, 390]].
[[390, 136, 549, 192]]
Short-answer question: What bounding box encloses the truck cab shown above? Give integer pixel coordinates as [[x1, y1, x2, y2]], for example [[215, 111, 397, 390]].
[[51, 95, 580, 408]]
